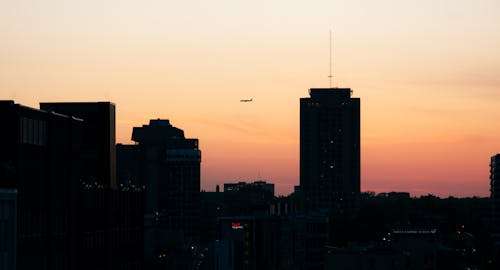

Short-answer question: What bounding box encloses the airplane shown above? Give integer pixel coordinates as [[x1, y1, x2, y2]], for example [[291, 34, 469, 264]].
[[240, 98, 253, 102]]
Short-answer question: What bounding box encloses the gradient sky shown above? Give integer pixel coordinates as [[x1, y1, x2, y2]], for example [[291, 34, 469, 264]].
[[1, 0, 500, 197]]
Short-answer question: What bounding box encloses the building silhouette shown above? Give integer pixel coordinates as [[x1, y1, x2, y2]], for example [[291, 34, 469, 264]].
[[300, 88, 360, 213], [223, 180, 275, 196], [40, 102, 117, 188], [216, 216, 279, 270], [0, 100, 143, 270], [0, 101, 83, 269], [200, 189, 224, 243], [222, 180, 275, 216], [117, 119, 201, 267]]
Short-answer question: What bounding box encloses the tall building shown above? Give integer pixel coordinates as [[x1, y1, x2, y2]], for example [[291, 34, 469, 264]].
[[117, 119, 201, 266], [40, 102, 144, 270], [300, 88, 360, 212], [0, 100, 83, 270], [40, 102, 116, 188], [0, 100, 143, 270]]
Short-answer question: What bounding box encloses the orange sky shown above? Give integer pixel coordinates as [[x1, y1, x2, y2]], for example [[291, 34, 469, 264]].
[[1, 0, 500, 197]]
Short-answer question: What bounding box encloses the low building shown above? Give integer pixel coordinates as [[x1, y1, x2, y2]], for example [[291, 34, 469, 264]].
[[326, 227, 439, 270], [223, 181, 275, 216], [325, 245, 405, 270], [224, 180, 275, 196], [376, 192, 410, 200], [216, 216, 279, 270], [200, 188, 224, 243], [390, 226, 438, 270]]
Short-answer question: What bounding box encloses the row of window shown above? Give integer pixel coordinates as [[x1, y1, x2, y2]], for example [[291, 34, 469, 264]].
[[20, 117, 47, 146]]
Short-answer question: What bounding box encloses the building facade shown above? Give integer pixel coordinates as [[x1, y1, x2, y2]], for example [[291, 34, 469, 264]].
[[300, 88, 360, 213]]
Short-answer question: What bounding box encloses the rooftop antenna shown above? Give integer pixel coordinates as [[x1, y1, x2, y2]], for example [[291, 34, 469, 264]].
[[328, 30, 333, 88]]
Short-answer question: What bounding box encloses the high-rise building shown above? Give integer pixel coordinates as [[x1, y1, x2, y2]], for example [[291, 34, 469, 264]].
[[0, 100, 83, 270], [40, 102, 116, 188], [0, 100, 143, 270], [300, 88, 360, 212], [117, 119, 201, 266]]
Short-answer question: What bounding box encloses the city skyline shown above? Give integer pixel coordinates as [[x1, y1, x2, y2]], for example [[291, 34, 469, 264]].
[[1, 1, 500, 197]]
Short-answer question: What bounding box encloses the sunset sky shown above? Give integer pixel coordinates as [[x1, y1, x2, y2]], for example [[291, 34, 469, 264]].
[[1, 0, 500, 197]]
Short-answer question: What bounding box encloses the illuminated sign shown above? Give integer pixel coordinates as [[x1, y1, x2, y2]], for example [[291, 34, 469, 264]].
[[231, 222, 243, 229]]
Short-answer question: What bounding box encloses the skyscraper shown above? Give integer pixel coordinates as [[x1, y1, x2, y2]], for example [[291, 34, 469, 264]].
[[300, 88, 360, 213], [117, 119, 201, 266]]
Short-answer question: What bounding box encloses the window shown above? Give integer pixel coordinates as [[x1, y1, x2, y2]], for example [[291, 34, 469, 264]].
[[20, 117, 47, 146]]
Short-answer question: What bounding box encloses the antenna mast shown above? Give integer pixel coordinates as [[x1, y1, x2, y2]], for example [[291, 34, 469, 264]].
[[328, 30, 333, 88]]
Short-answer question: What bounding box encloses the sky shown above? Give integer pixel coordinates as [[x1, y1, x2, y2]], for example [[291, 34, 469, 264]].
[[1, 0, 500, 197]]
